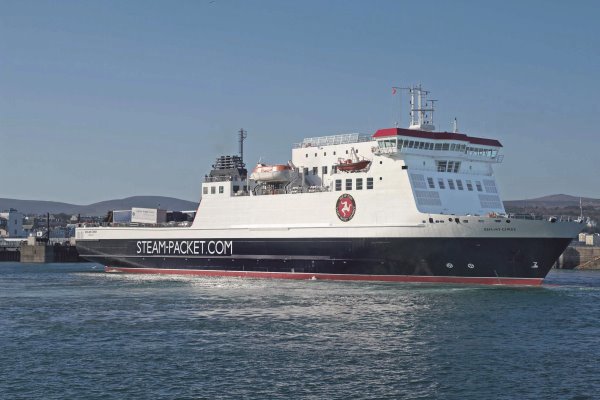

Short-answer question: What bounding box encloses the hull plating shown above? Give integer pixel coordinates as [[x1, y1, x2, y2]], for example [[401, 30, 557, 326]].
[[77, 237, 572, 284]]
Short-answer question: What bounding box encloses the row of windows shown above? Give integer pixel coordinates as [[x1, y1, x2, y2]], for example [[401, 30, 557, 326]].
[[335, 177, 374, 191], [304, 165, 339, 175], [436, 160, 461, 173], [424, 176, 485, 192], [378, 138, 499, 158], [203, 186, 224, 195], [305, 149, 358, 158], [203, 185, 248, 195]]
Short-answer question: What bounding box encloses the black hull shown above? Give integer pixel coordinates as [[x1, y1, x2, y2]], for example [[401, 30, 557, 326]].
[[76, 237, 572, 283]]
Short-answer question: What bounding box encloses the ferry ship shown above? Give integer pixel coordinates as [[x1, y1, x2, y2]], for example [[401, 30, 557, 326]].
[[76, 86, 582, 285]]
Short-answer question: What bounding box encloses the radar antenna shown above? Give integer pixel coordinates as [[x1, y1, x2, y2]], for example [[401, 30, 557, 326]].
[[408, 84, 436, 131]]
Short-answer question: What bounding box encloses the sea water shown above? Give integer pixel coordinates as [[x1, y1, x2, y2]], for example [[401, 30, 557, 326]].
[[0, 263, 598, 399]]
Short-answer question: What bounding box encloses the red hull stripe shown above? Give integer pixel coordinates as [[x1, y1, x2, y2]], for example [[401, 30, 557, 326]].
[[104, 267, 543, 286]]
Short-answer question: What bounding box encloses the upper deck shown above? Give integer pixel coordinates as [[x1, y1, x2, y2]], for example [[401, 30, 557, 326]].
[[293, 133, 371, 149]]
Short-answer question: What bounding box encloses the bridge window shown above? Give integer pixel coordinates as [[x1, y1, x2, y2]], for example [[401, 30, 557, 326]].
[[466, 180, 473, 191], [456, 180, 464, 190], [356, 178, 363, 190], [475, 181, 483, 192], [211, 186, 216, 194], [313, 167, 318, 175], [335, 179, 342, 191], [346, 179, 352, 190], [427, 177, 435, 189], [437, 178, 446, 189], [219, 186, 224, 194], [203, 187, 208, 195], [367, 177, 374, 189], [448, 179, 455, 190], [322, 166, 328, 175], [435, 160, 461, 173]]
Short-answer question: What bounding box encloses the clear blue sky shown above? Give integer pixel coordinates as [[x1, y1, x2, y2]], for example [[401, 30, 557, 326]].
[[1, 0, 599, 203]]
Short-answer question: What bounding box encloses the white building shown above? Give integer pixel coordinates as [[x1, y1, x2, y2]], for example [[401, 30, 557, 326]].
[[0, 209, 25, 237], [585, 234, 599, 246]]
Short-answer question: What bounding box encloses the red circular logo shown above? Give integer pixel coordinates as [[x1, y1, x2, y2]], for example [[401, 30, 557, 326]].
[[336, 194, 356, 222]]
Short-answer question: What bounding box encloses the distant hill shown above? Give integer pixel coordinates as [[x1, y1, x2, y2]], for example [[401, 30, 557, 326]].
[[504, 194, 600, 208], [0, 196, 198, 216], [2, 193, 598, 217]]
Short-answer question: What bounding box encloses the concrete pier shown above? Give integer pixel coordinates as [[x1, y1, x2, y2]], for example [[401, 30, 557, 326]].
[[557, 246, 600, 270], [20, 243, 55, 263], [0, 237, 82, 263]]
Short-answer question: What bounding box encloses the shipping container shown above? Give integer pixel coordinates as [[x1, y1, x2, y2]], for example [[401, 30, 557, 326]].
[[131, 208, 167, 224]]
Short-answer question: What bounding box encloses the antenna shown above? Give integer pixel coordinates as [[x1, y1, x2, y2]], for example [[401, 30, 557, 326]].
[[238, 128, 247, 164], [392, 86, 410, 127], [428, 99, 437, 126], [453, 117, 458, 133], [408, 85, 435, 131]]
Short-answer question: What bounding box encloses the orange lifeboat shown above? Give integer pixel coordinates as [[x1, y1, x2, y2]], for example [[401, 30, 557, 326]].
[[250, 163, 293, 183], [336, 159, 371, 172]]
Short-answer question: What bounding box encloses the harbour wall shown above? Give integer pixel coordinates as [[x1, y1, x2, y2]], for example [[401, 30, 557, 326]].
[[0, 240, 82, 263], [557, 246, 600, 270]]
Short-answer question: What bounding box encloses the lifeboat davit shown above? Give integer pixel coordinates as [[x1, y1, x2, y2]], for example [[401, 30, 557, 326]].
[[336, 159, 371, 172], [250, 163, 293, 183]]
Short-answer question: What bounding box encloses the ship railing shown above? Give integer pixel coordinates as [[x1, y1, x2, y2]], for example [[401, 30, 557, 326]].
[[0, 238, 72, 247], [506, 213, 583, 222], [289, 185, 331, 194], [372, 146, 398, 155], [204, 175, 234, 182], [0, 240, 24, 248], [293, 133, 371, 148], [108, 221, 193, 228]]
